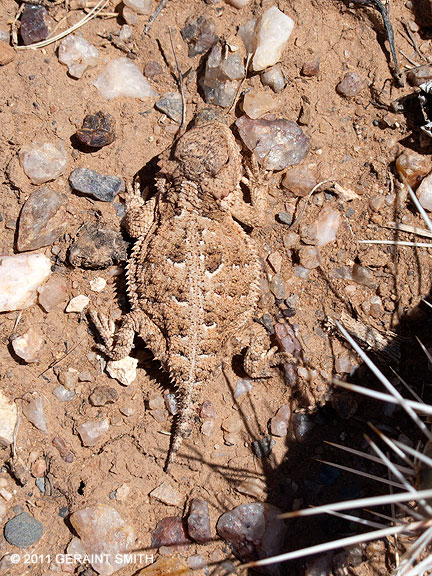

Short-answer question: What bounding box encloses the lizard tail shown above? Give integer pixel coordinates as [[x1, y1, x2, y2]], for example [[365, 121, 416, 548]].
[[164, 399, 195, 472]]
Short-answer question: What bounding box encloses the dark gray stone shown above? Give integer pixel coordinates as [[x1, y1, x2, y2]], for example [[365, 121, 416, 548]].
[[4, 512, 43, 548], [69, 167, 124, 202], [68, 223, 128, 269]]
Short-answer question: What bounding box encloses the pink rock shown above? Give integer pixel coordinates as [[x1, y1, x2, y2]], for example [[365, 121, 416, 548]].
[[37, 275, 68, 312], [12, 326, 44, 363], [187, 499, 211, 543], [77, 419, 109, 446], [20, 4, 50, 45], [216, 503, 287, 573], [70, 504, 136, 575], [309, 207, 340, 247], [270, 404, 291, 437], [151, 516, 191, 548], [200, 400, 216, 419], [236, 115, 309, 170], [23, 396, 48, 433]]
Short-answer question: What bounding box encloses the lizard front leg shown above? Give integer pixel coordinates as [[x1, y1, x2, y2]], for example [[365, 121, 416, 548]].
[[123, 181, 157, 238], [89, 309, 167, 363]]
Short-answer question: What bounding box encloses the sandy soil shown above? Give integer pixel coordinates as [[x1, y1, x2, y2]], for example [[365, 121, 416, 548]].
[[0, 0, 432, 574]]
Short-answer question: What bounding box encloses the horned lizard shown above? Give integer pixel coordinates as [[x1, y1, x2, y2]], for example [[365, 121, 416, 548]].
[[91, 121, 287, 470]]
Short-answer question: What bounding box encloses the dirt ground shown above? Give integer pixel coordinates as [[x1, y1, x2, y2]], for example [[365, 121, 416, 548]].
[[1, 0, 432, 574]]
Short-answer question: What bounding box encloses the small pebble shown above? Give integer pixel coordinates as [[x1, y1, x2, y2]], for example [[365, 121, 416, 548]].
[[38, 275, 68, 312], [155, 92, 183, 124], [283, 231, 300, 249], [0, 41, 15, 66], [58, 34, 98, 78], [89, 277, 106, 292], [244, 6, 294, 71], [336, 71, 364, 98], [236, 477, 266, 498], [20, 4, 50, 45], [396, 150, 431, 188], [261, 64, 286, 93], [234, 379, 252, 399], [69, 167, 124, 202], [309, 207, 340, 247], [200, 400, 216, 419], [187, 499, 211, 543], [12, 326, 44, 363], [0, 391, 18, 446], [269, 274, 287, 300], [225, 0, 250, 6], [106, 356, 138, 386], [23, 397, 48, 433], [78, 370, 93, 382], [122, 5, 138, 25], [352, 263, 376, 288], [144, 60, 163, 78], [52, 436, 74, 462], [270, 404, 291, 437], [89, 386, 118, 406], [298, 246, 321, 269], [282, 165, 318, 197], [222, 415, 242, 433], [70, 504, 136, 574], [68, 223, 128, 269], [236, 115, 309, 170], [65, 294, 89, 313], [292, 413, 314, 442], [407, 64, 432, 87], [416, 171, 432, 211], [31, 458, 47, 478], [201, 420, 215, 436], [275, 321, 302, 356], [4, 512, 43, 547], [181, 15, 218, 57], [75, 111, 116, 148], [93, 57, 158, 101], [123, 0, 152, 14], [301, 58, 320, 77], [369, 195, 385, 212], [77, 418, 109, 446], [243, 90, 276, 119], [252, 435, 275, 458], [165, 393, 178, 415], [201, 44, 244, 107], [217, 503, 287, 564], [278, 212, 293, 225], [335, 355, 353, 373], [150, 482, 182, 506], [18, 186, 68, 252], [53, 389, 73, 405], [19, 141, 67, 185], [151, 516, 191, 548]]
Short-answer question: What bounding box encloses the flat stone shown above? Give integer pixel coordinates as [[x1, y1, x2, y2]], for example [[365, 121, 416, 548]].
[[155, 92, 183, 124], [65, 295, 89, 313], [69, 167, 124, 202], [150, 482, 182, 506], [23, 396, 48, 432], [93, 58, 158, 102], [4, 512, 43, 548], [19, 141, 67, 185], [151, 516, 191, 548], [336, 71, 365, 98], [68, 223, 128, 269], [77, 418, 109, 446], [18, 186, 68, 251], [89, 385, 118, 406]]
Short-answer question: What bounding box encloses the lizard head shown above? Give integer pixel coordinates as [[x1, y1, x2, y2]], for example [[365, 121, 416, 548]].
[[159, 122, 242, 200]]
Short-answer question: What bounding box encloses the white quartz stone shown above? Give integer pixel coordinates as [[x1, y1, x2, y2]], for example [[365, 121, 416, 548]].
[[58, 34, 99, 79], [93, 58, 158, 101], [0, 253, 51, 312]]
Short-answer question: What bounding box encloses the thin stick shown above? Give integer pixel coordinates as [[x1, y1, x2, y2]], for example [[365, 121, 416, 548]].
[[350, 0, 404, 86], [168, 27, 186, 136], [143, 0, 169, 36]]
